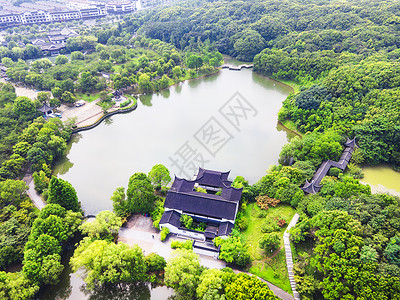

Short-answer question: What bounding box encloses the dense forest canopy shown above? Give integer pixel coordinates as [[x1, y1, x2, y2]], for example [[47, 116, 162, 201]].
[[133, 0, 400, 169]]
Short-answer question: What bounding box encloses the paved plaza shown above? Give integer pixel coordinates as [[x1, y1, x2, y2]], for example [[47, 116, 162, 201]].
[[118, 214, 227, 269]]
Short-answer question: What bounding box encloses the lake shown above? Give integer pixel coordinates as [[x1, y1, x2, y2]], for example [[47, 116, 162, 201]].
[[54, 68, 293, 215], [361, 165, 400, 196]]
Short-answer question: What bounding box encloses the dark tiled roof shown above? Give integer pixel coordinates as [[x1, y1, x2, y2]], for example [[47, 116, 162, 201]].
[[170, 177, 194, 193], [301, 179, 321, 194], [159, 210, 181, 228], [37, 103, 54, 113], [195, 167, 232, 187], [165, 190, 238, 220], [344, 137, 357, 148], [218, 222, 234, 236], [302, 138, 358, 194]]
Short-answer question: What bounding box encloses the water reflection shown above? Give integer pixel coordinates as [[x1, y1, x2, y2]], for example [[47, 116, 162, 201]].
[[139, 94, 153, 106], [160, 89, 170, 99], [276, 122, 298, 141], [104, 118, 114, 126], [174, 84, 182, 94], [252, 71, 292, 92]]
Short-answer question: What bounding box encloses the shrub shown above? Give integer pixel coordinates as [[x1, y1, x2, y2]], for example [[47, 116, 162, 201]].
[[259, 232, 280, 252], [278, 219, 286, 227], [160, 227, 170, 241], [180, 214, 193, 229], [261, 221, 280, 233], [256, 195, 280, 210], [171, 240, 193, 250], [328, 167, 342, 177], [120, 99, 130, 107], [145, 252, 166, 272], [255, 209, 267, 218], [237, 216, 248, 231]]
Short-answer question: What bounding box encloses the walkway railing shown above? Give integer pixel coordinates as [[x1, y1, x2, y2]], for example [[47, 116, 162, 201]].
[[72, 103, 137, 134], [284, 213, 300, 300]]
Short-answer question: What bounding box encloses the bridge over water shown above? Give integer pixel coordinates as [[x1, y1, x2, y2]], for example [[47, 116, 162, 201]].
[[302, 138, 357, 194]]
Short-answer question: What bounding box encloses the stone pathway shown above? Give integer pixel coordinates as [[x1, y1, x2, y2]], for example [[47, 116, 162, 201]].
[[22, 172, 46, 210], [284, 213, 300, 300]]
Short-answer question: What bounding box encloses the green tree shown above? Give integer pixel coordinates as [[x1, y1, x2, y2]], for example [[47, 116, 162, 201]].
[[47, 177, 80, 212], [164, 249, 201, 298], [215, 236, 251, 267], [225, 273, 278, 300], [384, 236, 400, 266], [259, 232, 280, 253], [36, 92, 51, 106], [79, 71, 98, 93], [71, 51, 84, 61], [187, 55, 203, 70], [13, 96, 36, 116], [55, 55, 69, 65], [79, 211, 122, 242], [148, 164, 171, 189], [126, 173, 155, 214], [145, 252, 166, 272], [111, 187, 128, 218], [70, 238, 147, 289], [233, 29, 266, 61], [32, 170, 50, 194], [61, 91, 76, 104], [138, 73, 151, 93], [197, 268, 230, 300], [99, 50, 109, 60]]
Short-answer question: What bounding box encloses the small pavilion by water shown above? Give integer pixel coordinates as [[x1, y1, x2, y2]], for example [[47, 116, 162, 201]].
[[37, 103, 55, 117]]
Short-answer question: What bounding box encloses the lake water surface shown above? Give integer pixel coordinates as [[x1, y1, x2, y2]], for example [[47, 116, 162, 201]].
[[361, 165, 400, 196], [54, 69, 294, 215]]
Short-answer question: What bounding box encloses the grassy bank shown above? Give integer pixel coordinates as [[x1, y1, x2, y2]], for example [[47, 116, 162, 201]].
[[241, 202, 296, 293]]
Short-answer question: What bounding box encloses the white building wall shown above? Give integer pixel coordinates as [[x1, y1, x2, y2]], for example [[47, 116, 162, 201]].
[[159, 223, 180, 235], [193, 247, 219, 258]]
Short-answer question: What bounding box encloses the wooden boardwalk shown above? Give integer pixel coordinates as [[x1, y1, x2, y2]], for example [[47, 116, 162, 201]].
[[284, 213, 301, 300]]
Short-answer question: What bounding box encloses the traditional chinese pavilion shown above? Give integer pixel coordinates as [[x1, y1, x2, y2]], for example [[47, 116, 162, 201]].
[[37, 103, 55, 117], [159, 168, 242, 242]]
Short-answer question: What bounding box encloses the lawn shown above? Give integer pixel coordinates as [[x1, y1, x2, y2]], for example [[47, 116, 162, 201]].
[[76, 92, 102, 102], [241, 202, 296, 294]]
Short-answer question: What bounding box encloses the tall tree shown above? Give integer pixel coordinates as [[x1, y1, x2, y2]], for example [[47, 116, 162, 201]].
[[70, 239, 146, 289], [47, 177, 80, 212], [148, 164, 171, 189], [164, 249, 201, 298]]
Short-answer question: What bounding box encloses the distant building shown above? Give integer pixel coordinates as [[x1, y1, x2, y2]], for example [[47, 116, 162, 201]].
[[50, 10, 82, 22], [159, 168, 242, 242], [106, 1, 136, 14], [80, 5, 106, 19], [0, 14, 22, 27], [20, 10, 51, 24]]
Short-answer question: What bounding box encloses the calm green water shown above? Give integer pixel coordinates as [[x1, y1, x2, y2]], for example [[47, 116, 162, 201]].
[[362, 165, 400, 196], [54, 69, 293, 215]]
